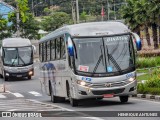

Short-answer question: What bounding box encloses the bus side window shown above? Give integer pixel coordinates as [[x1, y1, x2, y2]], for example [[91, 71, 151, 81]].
[[39, 43, 43, 62], [56, 38, 61, 59], [60, 37, 66, 59], [43, 42, 47, 62], [47, 41, 50, 61], [51, 40, 55, 60]]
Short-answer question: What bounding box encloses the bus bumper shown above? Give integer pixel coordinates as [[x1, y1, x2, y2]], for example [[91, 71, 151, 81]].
[[4, 69, 34, 78], [74, 80, 137, 99]]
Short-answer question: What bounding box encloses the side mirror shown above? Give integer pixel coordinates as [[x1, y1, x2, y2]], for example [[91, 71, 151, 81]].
[[67, 37, 74, 56], [131, 32, 142, 51], [32, 45, 36, 54], [0, 47, 2, 57]]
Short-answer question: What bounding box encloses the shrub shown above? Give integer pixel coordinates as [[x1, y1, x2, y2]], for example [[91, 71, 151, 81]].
[[136, 57, 159, 68]]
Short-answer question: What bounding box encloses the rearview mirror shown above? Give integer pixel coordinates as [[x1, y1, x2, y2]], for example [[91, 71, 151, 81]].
[[131, 32, 142, 51], [32, 45, 36, 54], [67, 37, 74, 56], [0, 47, 2, 57]]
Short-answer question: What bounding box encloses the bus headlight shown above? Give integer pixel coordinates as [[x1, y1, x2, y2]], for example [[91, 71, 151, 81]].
[[28, 71, 33, 75], [128, 77, 135, 82], [6, 73, 9, 76], [77, 80, 86, 86]]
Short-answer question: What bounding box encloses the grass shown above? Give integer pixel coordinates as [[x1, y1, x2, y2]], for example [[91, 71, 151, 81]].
[[137, 74, 150, 81], [136, 69, 149, 73]]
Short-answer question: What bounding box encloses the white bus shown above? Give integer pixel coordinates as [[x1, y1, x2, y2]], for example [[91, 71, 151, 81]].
[[39, 22, 141, 107], [0, 38, 36, 81]]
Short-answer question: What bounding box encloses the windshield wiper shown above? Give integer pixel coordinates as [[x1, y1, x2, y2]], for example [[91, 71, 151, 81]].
[[18, 55, 26, 65], [92, 46, 104, 76], [92, 54, 103, 75], [106, 45, 122, 73]]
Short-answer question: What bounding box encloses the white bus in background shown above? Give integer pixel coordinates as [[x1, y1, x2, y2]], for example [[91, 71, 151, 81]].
[[39, 21, 141, 107], [0, 38, 36, 81]]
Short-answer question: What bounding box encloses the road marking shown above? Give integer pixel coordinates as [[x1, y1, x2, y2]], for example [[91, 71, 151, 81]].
[[27, 99, 104, 120], [11, 93, 24, 98], [8, 109, 18, 111], [0, 94, 6, 98], [6, 91, 24, 98], [82, 117, 104, 120], [29, 91, 42, 96]]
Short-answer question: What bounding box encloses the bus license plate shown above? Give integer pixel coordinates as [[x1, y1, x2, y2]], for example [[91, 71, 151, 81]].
[[17, 75, 22, 77], [103, 94, 114, 98]]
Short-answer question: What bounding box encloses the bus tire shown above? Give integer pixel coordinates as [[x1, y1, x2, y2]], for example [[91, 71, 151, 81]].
[[28, 76, 31, 80], [67, 82, 78, 107], [50, 85, 58, 103], [119, 96, 129, 103], [0, 74, 3, 78], [4, 76, 9, 81]]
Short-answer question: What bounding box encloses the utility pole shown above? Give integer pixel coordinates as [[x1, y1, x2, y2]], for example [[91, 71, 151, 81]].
[[107, 0, 109, 20], [76, 0, 79, 23], [32, 0, 34, 16], [113, 0, 116, 20], [71, 0, 76, 24], [16, 3, 20, 37]]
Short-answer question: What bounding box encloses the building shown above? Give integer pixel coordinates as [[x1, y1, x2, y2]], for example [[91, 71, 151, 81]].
[[0, 0, 15, 25]]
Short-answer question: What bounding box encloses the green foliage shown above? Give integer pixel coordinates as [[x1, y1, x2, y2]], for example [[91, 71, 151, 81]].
[[16, 0, 29, 22], [0, 15, 11, 40], [43, 8, 52, 16], [137, 68, 160, 95], [41, 12, 70, 32], [8, 12, 40, 39], [136, 57, 156, 68], [80, 11, 87, 21], [20, 13, 40, 39], [136, 57, 160, 68], [138, 83, 160, 95]]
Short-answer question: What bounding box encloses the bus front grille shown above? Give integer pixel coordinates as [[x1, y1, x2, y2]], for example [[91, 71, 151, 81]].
[[92, 88, 125, 95], [89, 80, 129, 88]]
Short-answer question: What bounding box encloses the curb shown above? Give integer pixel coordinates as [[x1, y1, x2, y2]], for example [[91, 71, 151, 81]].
[[132, 94, 160, 101]]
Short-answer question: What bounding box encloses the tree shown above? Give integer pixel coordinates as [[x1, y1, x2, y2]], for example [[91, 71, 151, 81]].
[[134, 0, 151, 46], [120, 0, 141, 35], [0, 15, 11, 40], [8, 0, 40, 39], [41, 12, 70, 31], [80, 11, 87, 22], [146, 0, 160, 49]]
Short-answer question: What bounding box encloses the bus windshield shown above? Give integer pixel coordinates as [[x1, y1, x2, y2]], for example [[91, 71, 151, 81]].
[[73, 35, 135, 74], [3, 46, 33, 66]]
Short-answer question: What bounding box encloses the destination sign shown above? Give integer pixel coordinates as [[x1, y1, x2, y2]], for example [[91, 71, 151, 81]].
[[106, 35, 130, 42]]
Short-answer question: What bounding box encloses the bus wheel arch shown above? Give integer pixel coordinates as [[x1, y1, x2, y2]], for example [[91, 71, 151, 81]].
[[49, 80, 51, 96], [50, 80, 58, 103], [66, 80, 78, 107]]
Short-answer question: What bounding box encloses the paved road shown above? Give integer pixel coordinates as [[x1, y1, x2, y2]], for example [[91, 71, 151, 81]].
[[0, 62, 160, 120]]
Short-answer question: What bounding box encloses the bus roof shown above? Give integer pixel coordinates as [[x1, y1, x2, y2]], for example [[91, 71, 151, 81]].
[[2, 38, 32, 47], [39, 21, 130, 43]]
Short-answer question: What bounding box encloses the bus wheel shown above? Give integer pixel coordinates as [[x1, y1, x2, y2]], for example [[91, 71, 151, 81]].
[[51, 86, 58, 103], [119, 96, 129, 103], [4, 76, 9, 81], [67, 84, 78, 107], [28, 76, 31, 80]]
